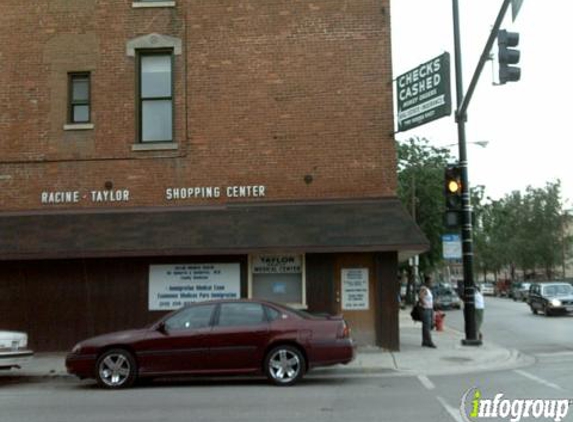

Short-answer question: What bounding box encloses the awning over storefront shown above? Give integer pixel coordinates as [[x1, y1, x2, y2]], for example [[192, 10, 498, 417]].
[[0, 198, 428, 260]]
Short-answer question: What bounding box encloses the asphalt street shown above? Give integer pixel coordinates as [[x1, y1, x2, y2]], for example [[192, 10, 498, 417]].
[[1, 297, 572, 422], [446, 295, 573, 355]]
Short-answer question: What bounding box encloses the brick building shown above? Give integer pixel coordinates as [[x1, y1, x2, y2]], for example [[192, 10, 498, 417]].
[[0, 0, 427, 351]]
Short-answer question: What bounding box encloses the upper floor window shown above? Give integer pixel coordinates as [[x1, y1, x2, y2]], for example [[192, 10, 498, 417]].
[[138, 52, 173, 143], [68, 73, 91, 124]]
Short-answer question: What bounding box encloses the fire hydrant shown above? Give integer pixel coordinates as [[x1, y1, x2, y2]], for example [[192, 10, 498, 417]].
[[434, 311, 445, 332]]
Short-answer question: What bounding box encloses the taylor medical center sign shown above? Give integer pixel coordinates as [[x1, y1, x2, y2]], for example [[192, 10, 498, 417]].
[[396, 53, 452, 132]]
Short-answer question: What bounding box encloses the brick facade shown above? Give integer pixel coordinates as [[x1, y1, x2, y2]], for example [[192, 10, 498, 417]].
[[0, 0, 396, 211], [0, 1, 426, 352]]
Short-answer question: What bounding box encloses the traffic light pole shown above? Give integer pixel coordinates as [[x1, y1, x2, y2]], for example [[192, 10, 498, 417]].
[[451, 0, 512, 346]]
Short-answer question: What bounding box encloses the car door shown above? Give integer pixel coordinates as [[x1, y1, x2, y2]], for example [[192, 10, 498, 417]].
[[528, 285, 537, 308], [137, 304, 216, 375], [206, 302, 270, 372], [530, 285, 541, 310]]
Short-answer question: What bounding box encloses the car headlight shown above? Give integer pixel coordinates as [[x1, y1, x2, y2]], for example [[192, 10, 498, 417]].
[[71, 343, 83, 354], [550, 299, 562, 307]]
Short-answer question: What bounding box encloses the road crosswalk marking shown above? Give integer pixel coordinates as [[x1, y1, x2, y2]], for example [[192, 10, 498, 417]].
[[417, 375, 435, 390], [514, 369, 565, 391], [437, 396, 464, 422]]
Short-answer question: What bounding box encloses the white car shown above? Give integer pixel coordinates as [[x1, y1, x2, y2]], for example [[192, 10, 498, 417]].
[[0, 330, 34, 369], [480, 283, 495, 296]]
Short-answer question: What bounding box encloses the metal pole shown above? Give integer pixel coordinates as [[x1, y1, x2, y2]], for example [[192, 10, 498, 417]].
[[452, 0, 480, 346], [459, 0, 512, 118]]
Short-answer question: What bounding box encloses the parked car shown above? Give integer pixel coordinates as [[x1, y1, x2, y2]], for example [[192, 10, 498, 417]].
[[513, 282, 531, 301], [480, 283, 495, 296], [66, 299, 355, 389], [528, 282, 573, 316], [509, 282, 521, 300], [432, 285, 462, 310], [0, 330, 34, 370], [494, 279, 511, 297]]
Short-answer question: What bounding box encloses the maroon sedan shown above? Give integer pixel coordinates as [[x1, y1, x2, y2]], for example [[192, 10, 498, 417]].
[[66, 299, 355, 388]]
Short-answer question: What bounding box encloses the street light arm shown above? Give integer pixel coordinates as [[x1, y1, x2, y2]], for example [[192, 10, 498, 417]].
[[440, 141, 489, 149]]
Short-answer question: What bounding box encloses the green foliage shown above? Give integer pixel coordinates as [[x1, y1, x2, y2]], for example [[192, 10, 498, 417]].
[[397, 137, 570, 280], [472, 181, 569, 280], [396, 137, 453, 272]]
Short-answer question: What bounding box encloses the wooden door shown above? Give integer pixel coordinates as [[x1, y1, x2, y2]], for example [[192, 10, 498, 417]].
[[334, 254, 377, 346]]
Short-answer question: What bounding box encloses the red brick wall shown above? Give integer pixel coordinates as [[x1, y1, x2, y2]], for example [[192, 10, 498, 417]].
[[0, 0, 396, 212]]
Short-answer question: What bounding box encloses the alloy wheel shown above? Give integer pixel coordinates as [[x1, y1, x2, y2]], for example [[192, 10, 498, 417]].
[[96, 349, 136, 389], [266, 346, 304, 386]]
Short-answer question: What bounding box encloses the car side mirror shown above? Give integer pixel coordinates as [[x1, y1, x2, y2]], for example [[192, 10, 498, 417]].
[[156, 322, 168, 335]]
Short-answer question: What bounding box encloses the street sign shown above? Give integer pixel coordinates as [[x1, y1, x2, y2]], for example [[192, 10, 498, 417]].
[[511, 0, 524, 22], [442, 234, 462, 260], [396, 52, 452, 132]]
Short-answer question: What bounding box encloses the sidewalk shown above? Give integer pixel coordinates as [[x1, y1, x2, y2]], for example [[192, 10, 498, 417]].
[[4, 310, 533, 381], [319, 309, 534, 377]]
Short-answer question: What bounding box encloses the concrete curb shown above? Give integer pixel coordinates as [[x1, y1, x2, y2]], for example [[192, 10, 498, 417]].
[[1, 313, 536, 382]]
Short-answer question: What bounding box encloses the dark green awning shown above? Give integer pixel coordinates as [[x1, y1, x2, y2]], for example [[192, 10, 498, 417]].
[[0, 199, 428, 260]]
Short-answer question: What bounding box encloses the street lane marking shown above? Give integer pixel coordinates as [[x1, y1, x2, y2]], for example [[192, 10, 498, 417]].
[[418, 375, 435, 390], [514, 369, 564, 391], [534, 351, 573, 358], [437, 396, 464, 422]]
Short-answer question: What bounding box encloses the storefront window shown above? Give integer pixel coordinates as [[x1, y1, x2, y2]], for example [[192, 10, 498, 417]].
[[250, 254, 305, 307]]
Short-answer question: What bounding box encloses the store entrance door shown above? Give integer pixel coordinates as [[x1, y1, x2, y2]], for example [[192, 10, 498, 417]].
[[334, 255, 377, 346]]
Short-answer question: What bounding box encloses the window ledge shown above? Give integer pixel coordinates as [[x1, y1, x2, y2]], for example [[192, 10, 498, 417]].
[[132, 142, 178, 152], [63, 123, 94, 131], [132, 1, 176, 8]]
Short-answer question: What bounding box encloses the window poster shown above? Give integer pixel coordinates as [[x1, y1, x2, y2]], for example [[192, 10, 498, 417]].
[[149, 263, 240, 310], [341, 268, 369, 310]]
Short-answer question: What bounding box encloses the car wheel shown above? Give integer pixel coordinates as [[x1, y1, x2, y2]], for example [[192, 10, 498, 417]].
[[531, 307, 537, 315], [265, 345, 305, 386], [95, 349, 137, 389]]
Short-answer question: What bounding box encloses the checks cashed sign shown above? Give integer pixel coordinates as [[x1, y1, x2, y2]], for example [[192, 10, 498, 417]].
[[396, 53, 452, 132]]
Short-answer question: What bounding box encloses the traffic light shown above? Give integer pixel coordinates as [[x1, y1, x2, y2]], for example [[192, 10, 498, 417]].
[[444, 164, 462, 211], [444, 164, 463, 229], [498, 29, 521, 84]]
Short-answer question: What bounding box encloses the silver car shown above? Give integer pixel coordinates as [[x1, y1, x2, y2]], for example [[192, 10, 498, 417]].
[[0, 330, 34, 369], [528, 283, 573, 316]]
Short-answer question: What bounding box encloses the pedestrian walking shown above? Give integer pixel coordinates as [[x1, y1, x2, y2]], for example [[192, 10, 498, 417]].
[[419, 275, 437, 348], [475, 285, 485, 341]]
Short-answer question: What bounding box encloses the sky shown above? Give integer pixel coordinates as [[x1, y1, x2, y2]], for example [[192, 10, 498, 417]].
[[390, 0, 573, 207]]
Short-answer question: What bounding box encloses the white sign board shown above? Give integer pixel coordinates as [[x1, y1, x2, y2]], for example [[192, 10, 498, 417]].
[[341, 268, 369, 311], [149, 263, 241, 310], [252, 255, 302, 274], [443, 234, 463, 260]]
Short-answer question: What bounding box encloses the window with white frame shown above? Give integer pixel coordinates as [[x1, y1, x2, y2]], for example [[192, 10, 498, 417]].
[[250, 254, 306, 307], [138, 52, 173, 143]]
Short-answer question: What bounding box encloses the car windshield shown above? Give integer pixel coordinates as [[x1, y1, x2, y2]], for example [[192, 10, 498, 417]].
[[542, 284, 573, 297], [433, 285, 453, 295]]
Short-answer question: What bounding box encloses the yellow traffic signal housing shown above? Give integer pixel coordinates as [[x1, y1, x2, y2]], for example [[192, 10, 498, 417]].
[[445, 165, 463, 211]]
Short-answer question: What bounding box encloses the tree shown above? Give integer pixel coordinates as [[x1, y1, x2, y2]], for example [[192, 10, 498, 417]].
[[396, 137, 453, 272], [472, 180, 570, 281]]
